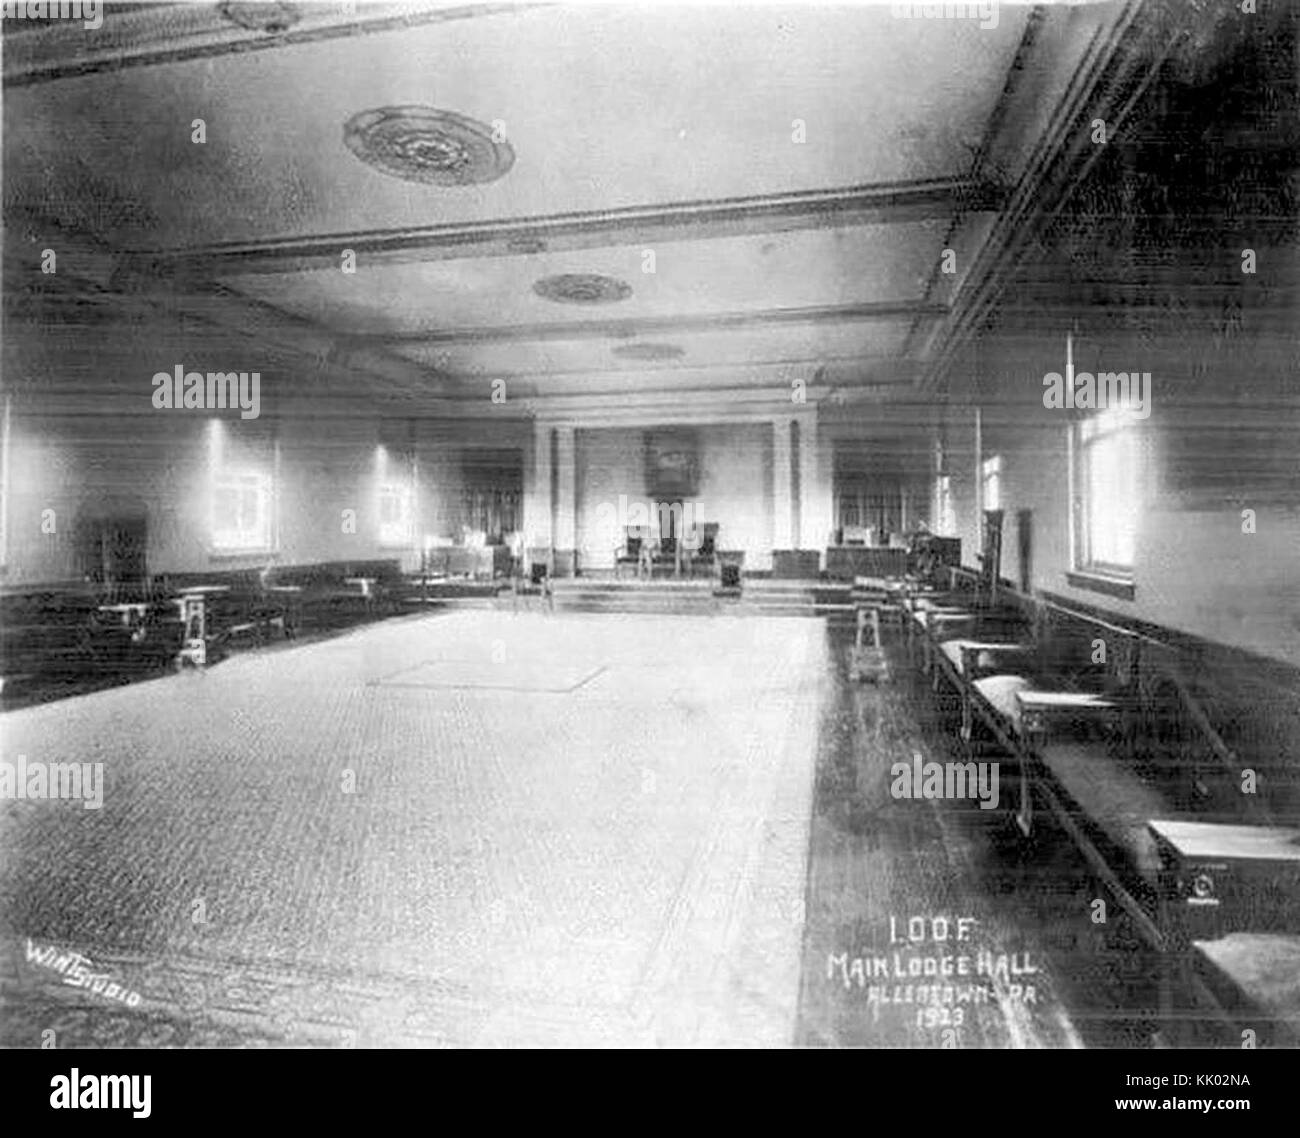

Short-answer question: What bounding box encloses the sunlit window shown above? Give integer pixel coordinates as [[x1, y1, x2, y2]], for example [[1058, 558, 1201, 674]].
[[1075, 408, 1139, 575], [213, 470, 273, 553], [934, 475, 956, 536], [981, 454, 1002, 513], [378, 481, 414, 547]]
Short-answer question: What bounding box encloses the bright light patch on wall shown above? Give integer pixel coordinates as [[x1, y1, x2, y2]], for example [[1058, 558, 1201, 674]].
[[378, 482, 413, 547], [208, 421, 274, 554], [1084, 405, 1129, 439], [212, 469, 273, 553], [934, 474, 955, 536], [1086, 440, 1136, 568], [1077, 410, 1139, 573], [981, 454, 1002, 513]]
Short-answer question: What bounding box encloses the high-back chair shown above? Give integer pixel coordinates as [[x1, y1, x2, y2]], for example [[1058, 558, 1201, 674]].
[[615, 527, 647, 579], [688, 523, 720, 578], [651, 531, 680, 577], [514, 546, 555, 611]]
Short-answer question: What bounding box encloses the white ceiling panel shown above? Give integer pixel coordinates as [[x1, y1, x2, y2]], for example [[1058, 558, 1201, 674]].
[[219, 221, 949, 336], [2, 1, 1043, 409], [4, 5, 1029, 248]]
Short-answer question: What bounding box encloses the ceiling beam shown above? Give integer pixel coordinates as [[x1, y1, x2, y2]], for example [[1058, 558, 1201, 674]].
[[3, 2, 531, 87], [398, 353, 922, 381], [354, 300, 946, 347], [136, 177, 1006, 278], [526, 391, 828, 427]]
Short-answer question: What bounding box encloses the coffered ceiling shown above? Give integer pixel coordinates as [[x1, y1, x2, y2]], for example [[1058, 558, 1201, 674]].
[[2, 1, 1146, 421]]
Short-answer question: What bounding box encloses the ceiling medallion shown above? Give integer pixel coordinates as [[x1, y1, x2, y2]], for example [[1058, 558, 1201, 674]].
[[533, 274, 632, 305], [343, 107, 515, 187], [612, 342, 684, 361], [216, 2, 302, 34]]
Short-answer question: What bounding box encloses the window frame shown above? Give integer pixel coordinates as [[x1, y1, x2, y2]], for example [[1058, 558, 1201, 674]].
[[211, 467, 274, 556], [377, 480, 415, 549], [934, 474, 956, 537], [981, 453, 1003, 514], [1068, 408, 1139, 599]]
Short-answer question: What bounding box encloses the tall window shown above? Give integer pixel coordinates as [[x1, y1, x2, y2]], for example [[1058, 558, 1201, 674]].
[[1073, 407, 1139, 577], [934, 475, 955, 536], [212, 469, 273, 553], [981, 454, 1003, 513], [378, 481, 414, 547]]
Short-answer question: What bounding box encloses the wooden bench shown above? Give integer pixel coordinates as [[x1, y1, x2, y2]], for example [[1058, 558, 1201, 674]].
[[926, 595, 1300, 1044], [1, 586, 184, 702], [911, 586, 1032, 681], [265, 559, 406, 632], [0, 589, 99, 700], [1149, 819, 1300, 1046], [165, 571, 292, 656]]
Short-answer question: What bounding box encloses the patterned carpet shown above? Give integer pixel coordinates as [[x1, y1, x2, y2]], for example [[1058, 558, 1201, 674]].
[[0, 611, 826, 1048]]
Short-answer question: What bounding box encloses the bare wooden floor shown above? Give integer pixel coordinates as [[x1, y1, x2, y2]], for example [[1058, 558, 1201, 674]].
[[795, 624, 1156, 1048]]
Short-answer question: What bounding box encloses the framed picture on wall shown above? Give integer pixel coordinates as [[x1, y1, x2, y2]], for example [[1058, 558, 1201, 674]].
[[644, 428, 699, 500]]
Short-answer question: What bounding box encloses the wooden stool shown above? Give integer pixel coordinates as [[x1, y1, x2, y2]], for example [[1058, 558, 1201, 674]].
[[850, 606, 888, 683]]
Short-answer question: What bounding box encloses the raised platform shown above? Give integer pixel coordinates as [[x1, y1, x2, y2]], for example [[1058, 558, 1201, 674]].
[[401, 578, 503, 609], [540, 577, 855, 621]]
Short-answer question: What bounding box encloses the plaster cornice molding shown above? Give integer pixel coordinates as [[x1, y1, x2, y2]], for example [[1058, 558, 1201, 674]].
[[141, 177, 1004, 276], [368, 301, 941, 349]]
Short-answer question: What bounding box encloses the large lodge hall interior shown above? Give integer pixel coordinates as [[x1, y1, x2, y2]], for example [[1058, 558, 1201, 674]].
[[0, 0, 1297, 1051]]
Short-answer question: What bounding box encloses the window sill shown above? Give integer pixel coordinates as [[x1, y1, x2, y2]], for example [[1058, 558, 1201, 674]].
[[1066, 569, 1135, 602]]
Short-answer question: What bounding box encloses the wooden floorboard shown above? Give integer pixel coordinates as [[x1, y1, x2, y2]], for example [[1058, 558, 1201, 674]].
[[794, 627, 1154, 1049]]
